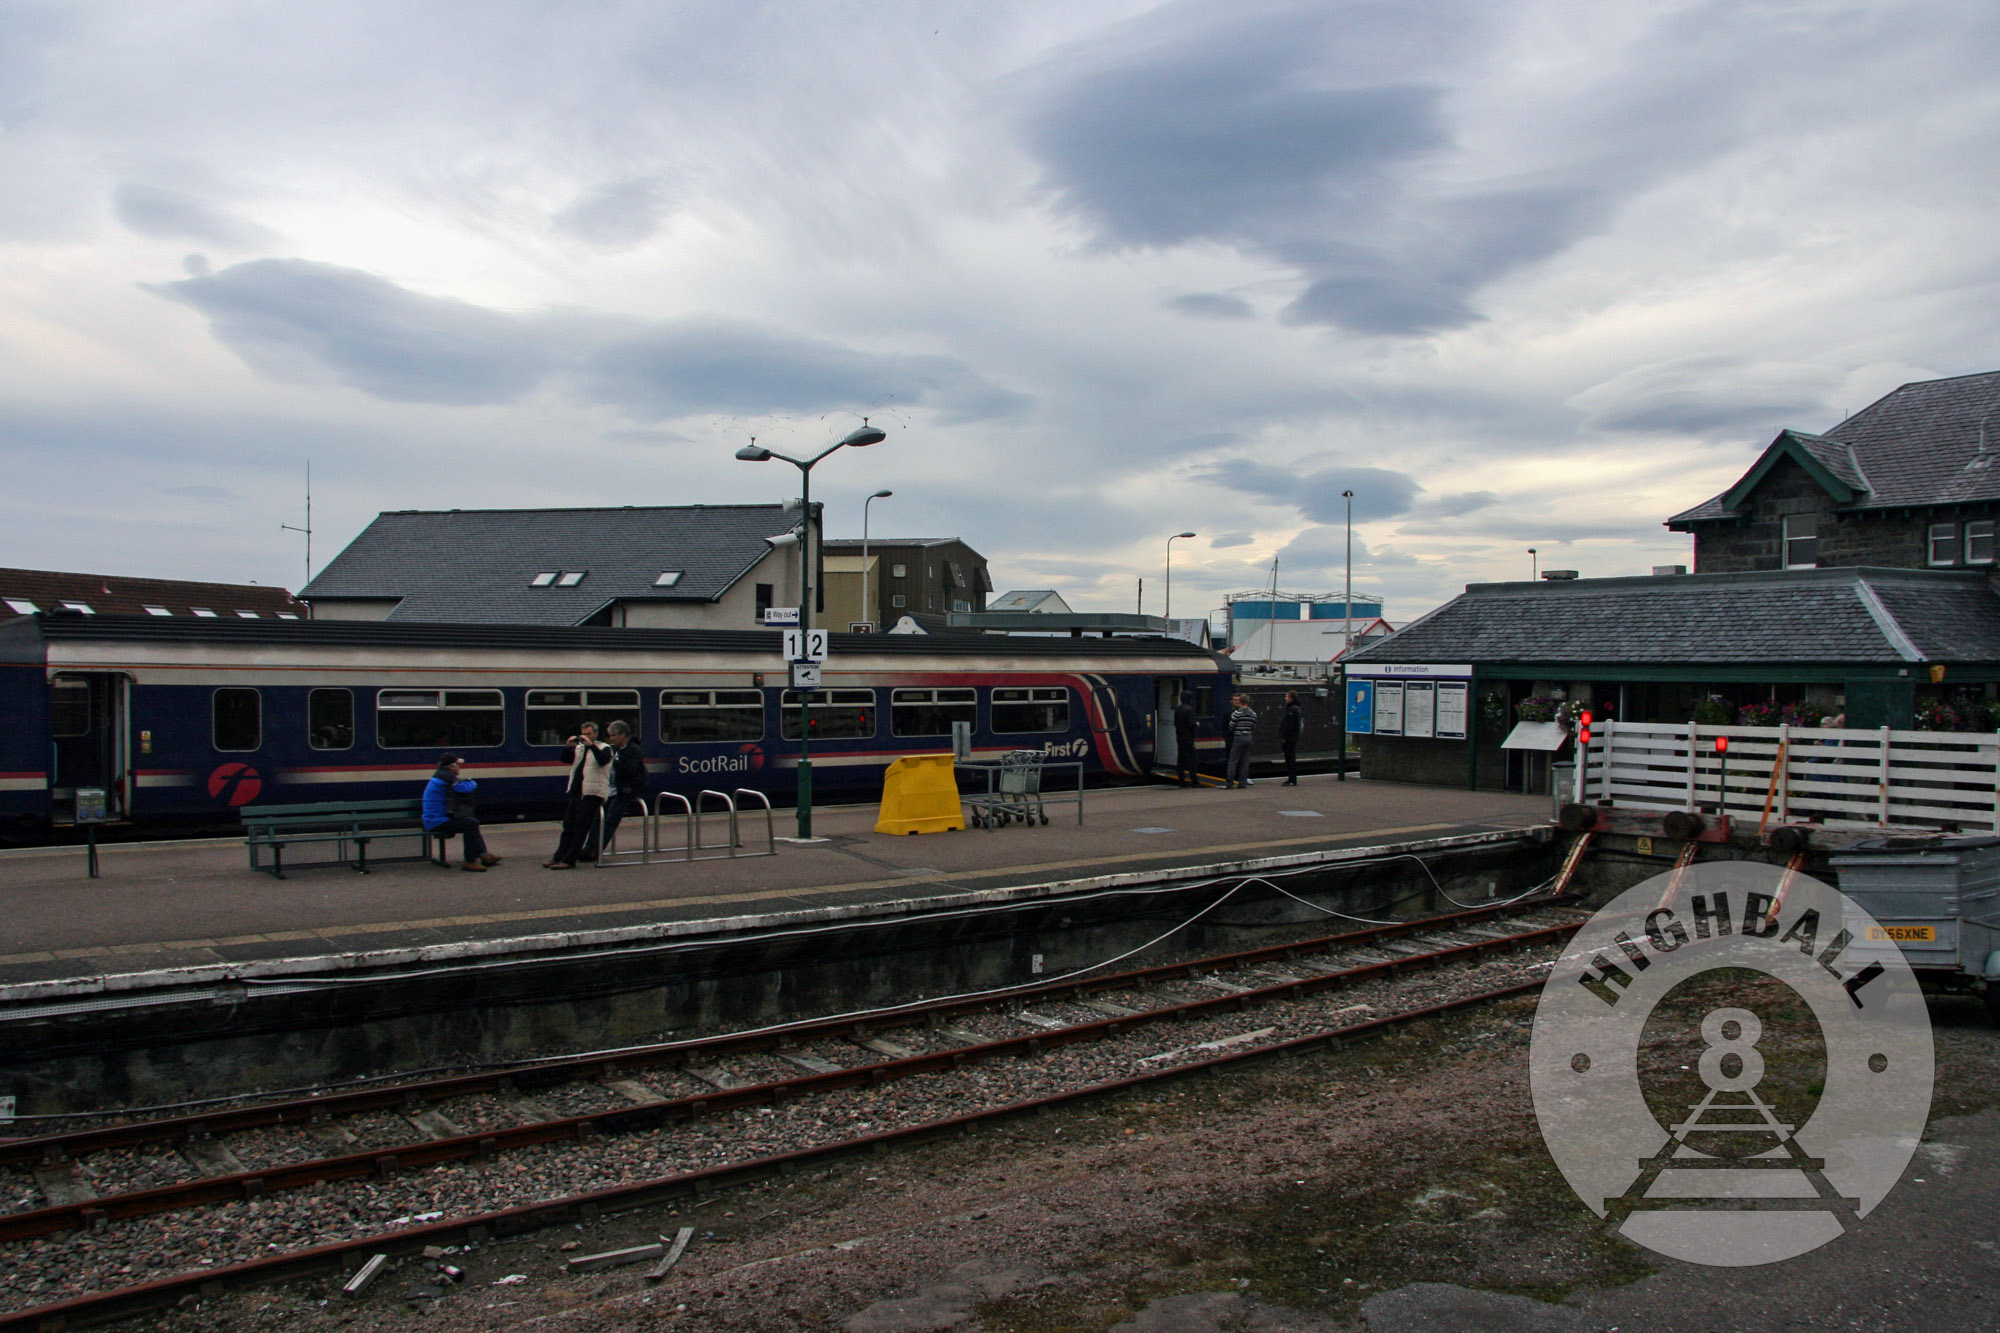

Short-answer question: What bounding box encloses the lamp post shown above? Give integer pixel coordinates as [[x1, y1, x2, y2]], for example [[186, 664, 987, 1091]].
[[1341, 489, 1355, 657], [1528, 547, 1538, 581], [861, 489, 892, 632], [1164, 531, 1196, 621], [735, 420, 887, 838]]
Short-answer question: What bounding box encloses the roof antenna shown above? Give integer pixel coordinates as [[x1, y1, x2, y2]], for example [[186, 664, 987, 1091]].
[[279, 461, 313, 589]]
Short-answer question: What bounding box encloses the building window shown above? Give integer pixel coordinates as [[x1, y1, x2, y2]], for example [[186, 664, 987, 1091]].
[[213, 688, 261, 751], [376, 688, 505, 749], [1929, 523, 1960, 566], [659, 689, 764, 742], [61, 602, 95, 614], [530, 572, 558, 587], [235, 610, 259, 618], [556, 571, 586, 587], [927, 565, 936, 580], [4, 599, 39, 615], [143, 605, 172, 617], [891, 687, 977, 737], [949, 561, 966, 588], [1782, 514, 1818, 569], [953, 599, 970, 613], [892, 594, 906, 608], [525, 689, 642, 746], [992, 687, 1070, 734], [1967, 521, 1995, 565], [779, 688, 876, 740], [891, 563, 907, 579], [654, 571, 682, 587], [308, 688, 354, 750], [191, 607, 217, 617], [755, 583, 774, 620]]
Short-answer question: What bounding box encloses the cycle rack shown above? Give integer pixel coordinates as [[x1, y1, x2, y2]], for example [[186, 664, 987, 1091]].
[[636, 790, 779, 863], [592, 797, 652, 868], [732, 788, 777, 858]]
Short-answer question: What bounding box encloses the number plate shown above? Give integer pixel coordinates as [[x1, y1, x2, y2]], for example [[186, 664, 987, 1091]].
[[1866, 925, 1937, 943]]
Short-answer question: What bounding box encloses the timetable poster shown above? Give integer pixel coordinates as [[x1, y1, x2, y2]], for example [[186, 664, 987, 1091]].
[[1404, 680, 1436, 739], [1373, 681, 1405, 735], [1435, 681, 1469, 740]]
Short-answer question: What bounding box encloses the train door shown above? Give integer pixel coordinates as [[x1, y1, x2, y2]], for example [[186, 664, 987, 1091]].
[[1155, 678, 1182, 768], [49, 672, 129, 822]]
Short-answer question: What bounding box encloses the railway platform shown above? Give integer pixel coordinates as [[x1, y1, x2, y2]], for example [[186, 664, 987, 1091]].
[[0, 777, 1549, 1004]]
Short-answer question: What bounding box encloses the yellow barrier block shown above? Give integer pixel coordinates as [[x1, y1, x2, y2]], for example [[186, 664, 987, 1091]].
[[875, 753, 965, 835]]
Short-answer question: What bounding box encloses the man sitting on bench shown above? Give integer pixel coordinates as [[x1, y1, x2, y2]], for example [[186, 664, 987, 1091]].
[[423, 754, 501, 872]]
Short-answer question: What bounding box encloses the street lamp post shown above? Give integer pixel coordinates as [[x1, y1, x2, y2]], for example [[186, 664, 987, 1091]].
[[861, 489, 892, 632], [1164, 531, 1196, 621], [1341, 490, 1355, 656], [1528, 547, 1538, 581], [735, 421, 887, 838]]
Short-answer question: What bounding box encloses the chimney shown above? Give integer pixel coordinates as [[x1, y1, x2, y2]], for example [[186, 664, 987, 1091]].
[[1541, 570, 1579, 581]]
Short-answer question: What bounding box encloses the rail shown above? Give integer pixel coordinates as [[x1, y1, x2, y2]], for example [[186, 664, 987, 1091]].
[[1578, 719, 2000, 830]]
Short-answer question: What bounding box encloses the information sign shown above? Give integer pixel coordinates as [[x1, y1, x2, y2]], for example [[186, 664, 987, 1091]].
[[789, 661, 822, 689], [1434, 680, 1469, 741], [763, 607, 800, 626], [1404, 680, 1436, 739], [1373, 681, 1405, 736], [1345, 678, 1375, 735]]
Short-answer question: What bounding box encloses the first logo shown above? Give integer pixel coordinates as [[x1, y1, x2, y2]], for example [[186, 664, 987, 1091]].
[[206, 762, 263, 806]]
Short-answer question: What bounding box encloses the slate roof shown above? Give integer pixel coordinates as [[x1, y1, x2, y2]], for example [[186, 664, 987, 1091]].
[[987, 589, 1069, 613], [299, 505, 796, 626], [0, 567, 299, 622], [1343, 568, 2000, 666], [1669, 370, 2000, 525]]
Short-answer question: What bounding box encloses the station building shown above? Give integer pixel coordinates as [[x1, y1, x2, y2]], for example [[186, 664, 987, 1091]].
[[1343, 369, 2000, 790], [819, 537, 991, 631], [1, 567, 300, 623]]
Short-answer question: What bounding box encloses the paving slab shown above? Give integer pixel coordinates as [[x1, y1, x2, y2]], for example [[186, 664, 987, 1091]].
[[0, 777, 1550, 1000]]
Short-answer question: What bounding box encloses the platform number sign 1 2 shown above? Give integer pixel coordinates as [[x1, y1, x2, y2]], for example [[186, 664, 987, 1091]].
[[782, 628, 829, 662]]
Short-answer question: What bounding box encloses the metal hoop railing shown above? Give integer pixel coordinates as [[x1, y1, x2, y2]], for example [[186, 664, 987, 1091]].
[[593, 797, 652, 867], [732, 788, 778, 858]]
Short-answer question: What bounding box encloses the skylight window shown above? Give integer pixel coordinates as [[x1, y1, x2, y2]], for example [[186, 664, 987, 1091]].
[[654, 571, 683, 587], [4, 599, 38, 615], [192, 607, 218, 618], [530, 572, 558, 587], [277, 612, 300, 620], [60, 602, 95, 614], [236, 611, 260, 618], [143, 605, 172, 617], [556, 571, 587, 587]]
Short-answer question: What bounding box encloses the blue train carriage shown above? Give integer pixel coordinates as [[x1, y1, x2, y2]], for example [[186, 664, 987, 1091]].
[[0, 613, 1235, 842]]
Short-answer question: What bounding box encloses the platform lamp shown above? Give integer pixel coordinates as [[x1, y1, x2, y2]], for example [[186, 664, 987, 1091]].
[[1342, 490, 1355, 656], [1528, 547, 1538, 581], [861, 489, 893, 633], [1164, 531, 1196, 620], [736, 420, 888, 838]]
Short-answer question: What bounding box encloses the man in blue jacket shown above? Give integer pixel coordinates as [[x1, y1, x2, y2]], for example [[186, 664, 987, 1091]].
[[423, 754, 499, 872]]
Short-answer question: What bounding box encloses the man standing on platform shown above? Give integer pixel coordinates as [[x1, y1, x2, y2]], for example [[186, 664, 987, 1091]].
[[1226, 694, 1258, 788], [1174, 690, 1200, 787], [1280, 691, 1304, 786], [545, 722, 611, 869], [590, 719, 649, 857]]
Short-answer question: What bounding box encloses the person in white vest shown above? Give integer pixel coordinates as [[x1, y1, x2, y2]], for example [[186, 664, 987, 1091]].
[[545, 722, 611, 869]]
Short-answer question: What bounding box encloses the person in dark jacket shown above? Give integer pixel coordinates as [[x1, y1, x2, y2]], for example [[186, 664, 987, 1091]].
[[546, 722, 611, 869], [1280, 691, 1304, 786], [422, 754, 497, 871], [1173, 692, 1200, 787], [586, 719, 649, 857], [1226, 695, 1258, 788]]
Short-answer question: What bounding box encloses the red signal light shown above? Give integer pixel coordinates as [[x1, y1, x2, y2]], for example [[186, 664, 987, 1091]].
[[1577, 710, 1592, 746], [1715, 735, 1728, 754]]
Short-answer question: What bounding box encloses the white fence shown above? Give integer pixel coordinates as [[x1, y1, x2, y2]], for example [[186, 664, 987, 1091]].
[[1578, 720, 2000, 832]]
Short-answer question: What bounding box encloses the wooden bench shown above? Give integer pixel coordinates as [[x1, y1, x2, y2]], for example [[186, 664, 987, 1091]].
[[241, 799, 450, 879]]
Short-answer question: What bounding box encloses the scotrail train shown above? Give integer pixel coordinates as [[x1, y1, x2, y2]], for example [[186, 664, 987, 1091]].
[[0, 613, 1235, 842]]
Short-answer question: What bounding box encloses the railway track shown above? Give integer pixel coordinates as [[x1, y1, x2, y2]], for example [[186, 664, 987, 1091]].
[[0, 894, 1583, 1329]]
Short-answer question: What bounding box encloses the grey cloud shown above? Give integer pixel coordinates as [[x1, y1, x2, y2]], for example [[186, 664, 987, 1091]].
[[1168, 292, 1255, 320], [113, 184, 277, 249], [159, 258, 1029, 422], [1209, 531, 1254, 548], [166, 484, 237, 502], [1407, 490, 1498, 519], [1195, 459, 1420, 523], [1569, 357, 1840, 439], [553, 179, 673, 248]]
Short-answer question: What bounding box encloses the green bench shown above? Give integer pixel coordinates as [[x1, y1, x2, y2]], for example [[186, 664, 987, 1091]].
[[240, 798, 451, 879]]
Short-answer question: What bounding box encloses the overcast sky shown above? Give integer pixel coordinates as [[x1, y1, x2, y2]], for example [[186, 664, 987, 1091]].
[[5, 1, 1999, 624]]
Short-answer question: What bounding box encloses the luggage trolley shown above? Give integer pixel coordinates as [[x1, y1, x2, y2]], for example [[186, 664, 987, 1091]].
[[965, 749, 1051, 829]]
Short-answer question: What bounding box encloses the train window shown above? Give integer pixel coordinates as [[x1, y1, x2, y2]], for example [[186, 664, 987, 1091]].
[[1195, 684, 1215, 716], [308, 689, 354, 750], [213, 688, 261, 751], [51, 680, 90, 737], [779, 689, 876, 740], [659, 689, 764, 743], [525, 689, 642, 746], [891, 687, 976, 737], [375, 688, 505, 749], [992, 686, 1069, 734]]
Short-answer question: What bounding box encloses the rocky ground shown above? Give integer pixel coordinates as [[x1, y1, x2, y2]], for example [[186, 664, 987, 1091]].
[[146, 988, 2000, 1333]]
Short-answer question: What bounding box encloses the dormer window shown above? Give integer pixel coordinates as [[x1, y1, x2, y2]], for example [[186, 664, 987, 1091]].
[[1782, 515, 1818, 569], [1929, 523, 1960, 566], [654, 571, 683, 587], [1967, 521, 1995, 565]]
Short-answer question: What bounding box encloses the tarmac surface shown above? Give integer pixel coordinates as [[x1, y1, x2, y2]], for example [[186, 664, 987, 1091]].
[[0, 776, 1549, 1002]]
